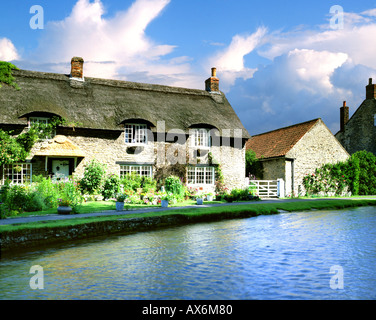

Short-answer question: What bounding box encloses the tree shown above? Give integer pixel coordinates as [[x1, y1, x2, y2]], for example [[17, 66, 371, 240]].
[[245, 149, 263, 179], [351, 150, 376, 195]]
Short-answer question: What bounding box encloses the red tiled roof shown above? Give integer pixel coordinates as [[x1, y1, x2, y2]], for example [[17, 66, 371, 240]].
[[246, 119, 320, 159]]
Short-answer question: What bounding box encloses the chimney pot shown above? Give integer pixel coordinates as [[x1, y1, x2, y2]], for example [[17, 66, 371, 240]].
[[340, 100, 349, 132], [366, 77, 376, 99], [205, 67, 219, 93], [71, 57, 84, 79]]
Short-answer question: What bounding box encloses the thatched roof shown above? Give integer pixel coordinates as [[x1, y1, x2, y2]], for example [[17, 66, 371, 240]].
[[33, 135, 85, 157], [0, 68, 250, 139]]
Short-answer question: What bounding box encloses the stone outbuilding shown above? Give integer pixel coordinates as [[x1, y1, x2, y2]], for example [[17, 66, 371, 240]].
[[0, 58, 250, 191], [246, 118, 349, 196], [335, 78, 376, 155]]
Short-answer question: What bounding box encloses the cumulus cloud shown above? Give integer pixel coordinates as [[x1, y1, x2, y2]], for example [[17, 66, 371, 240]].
[[0, 38, 19, 61], [221, 8, 376, 136], [209, 27, 267, 92], [20, 0, 201, 88]]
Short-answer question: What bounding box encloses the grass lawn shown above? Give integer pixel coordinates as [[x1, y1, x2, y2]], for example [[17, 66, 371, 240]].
[[9, 199, 227, 218], [1, 198, 376, 233]]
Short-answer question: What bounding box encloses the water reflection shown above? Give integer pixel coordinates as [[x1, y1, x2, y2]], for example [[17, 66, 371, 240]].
[[1, 206, 375, 299]]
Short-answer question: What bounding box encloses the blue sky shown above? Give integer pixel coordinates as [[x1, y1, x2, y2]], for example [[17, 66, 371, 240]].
[[1, 0, 376, 136]]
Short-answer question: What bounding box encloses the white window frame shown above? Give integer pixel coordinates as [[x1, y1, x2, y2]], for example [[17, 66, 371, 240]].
[[2, 163, 32, 185], [28, 116, 55, 139], [191, 128, 211, 149], [29, 117, 50, 127], [120, 164, 153, 178], [124, 124, 148, 145], [187, 166, 215, 185]]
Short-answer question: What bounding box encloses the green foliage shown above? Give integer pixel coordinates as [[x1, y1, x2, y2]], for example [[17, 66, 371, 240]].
[[352, 150, 376, 195], [208, 152, 226, 194], [245, 149, 263, 178], [102, 174, 121, 200], [140, 176, 156, 193], [165, 175, 185, 197], [120, 172, 142, 192], [0, 118, 65, 166], [154, 163, 187, 190], [302, 150, 376, 196], [0, 61, 20, 90], [79, 159, 107, 195], [58, 180, 83, 213], [0, 176, 84, 217]]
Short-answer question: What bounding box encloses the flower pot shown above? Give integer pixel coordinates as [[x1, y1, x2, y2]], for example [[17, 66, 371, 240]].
[[57, 206, 72, 215], [116, 201, 125, 211], [161, 200, 169, 208], [196, 198, 203, 205], [206, 195, 213, 201]]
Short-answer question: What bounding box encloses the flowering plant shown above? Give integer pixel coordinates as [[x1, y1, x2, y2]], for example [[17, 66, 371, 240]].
[[116, 193, 127, 202], [58, 198, 71, 207], [161, 192, 174, 201]]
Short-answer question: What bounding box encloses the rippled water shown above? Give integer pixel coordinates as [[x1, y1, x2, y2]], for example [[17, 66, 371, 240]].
[[1, 206, 376, 300]]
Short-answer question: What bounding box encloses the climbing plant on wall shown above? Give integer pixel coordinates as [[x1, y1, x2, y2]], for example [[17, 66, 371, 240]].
[[0, 61, 20, 90]]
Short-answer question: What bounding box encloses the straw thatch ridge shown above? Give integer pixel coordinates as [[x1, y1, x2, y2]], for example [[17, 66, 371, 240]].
[[0, 69, 250, 139]]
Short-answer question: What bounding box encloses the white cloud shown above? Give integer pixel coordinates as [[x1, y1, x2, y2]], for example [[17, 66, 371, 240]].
[[225, 8, 376, 136], [21, 0, 203, 88], [209, 27, 267, 92], [0, 38, 19, 61]]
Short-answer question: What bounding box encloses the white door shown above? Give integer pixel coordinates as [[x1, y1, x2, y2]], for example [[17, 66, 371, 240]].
[[52, 160, 70, 180]]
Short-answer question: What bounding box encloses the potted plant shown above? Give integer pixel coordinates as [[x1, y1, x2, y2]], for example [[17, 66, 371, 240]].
[[205, 192, 214, 202], [115, 193, 126, 211], [161, 193, 172, 208], [57, 198, 72, 215], [196, 193, 204, 205]]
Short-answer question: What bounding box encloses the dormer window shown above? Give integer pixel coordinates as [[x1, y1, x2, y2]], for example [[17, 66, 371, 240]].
[[28, 116, 55, 139], [191, 128, 211, 148], [29, 116, 50, 127], [125, 124, 148, 145]]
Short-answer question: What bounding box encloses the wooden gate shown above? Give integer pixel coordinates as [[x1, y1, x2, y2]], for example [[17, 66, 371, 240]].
[[250, 179, 284, 198]]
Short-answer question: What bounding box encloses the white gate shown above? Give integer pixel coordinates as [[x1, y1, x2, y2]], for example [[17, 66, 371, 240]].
[[250, 179, 284, 198]]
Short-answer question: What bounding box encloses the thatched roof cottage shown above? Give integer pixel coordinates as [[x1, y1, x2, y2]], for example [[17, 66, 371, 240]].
[[0, 58, 250, 191]]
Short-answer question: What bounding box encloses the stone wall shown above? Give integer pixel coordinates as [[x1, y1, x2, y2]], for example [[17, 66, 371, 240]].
[[260, 158, 286, 181], [22, 127, 246, 192], [287, 119, 349, 194], [335, 100, 376, 155]]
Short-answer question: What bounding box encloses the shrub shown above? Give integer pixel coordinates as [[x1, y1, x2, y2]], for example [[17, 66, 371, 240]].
[[165, 175, 184, 195], [102, 174, 120, 200], [3, 184, 29, 213], [58, 180, 83, 213], [33, 175, 60, 208], [302, 150, 376, 196], [121, 173, 142, 192], [140, 177, 156, 194], [24, 192, 45, 212], [79, 159, 107, 195], [230, 188, 249, 201]]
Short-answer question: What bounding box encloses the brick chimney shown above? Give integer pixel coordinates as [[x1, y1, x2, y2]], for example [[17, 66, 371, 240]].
[[205, 67, 219, 93], [340, 101, 349, 132], [366, 78, 376, 99], [70, 57, 84, 79]]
